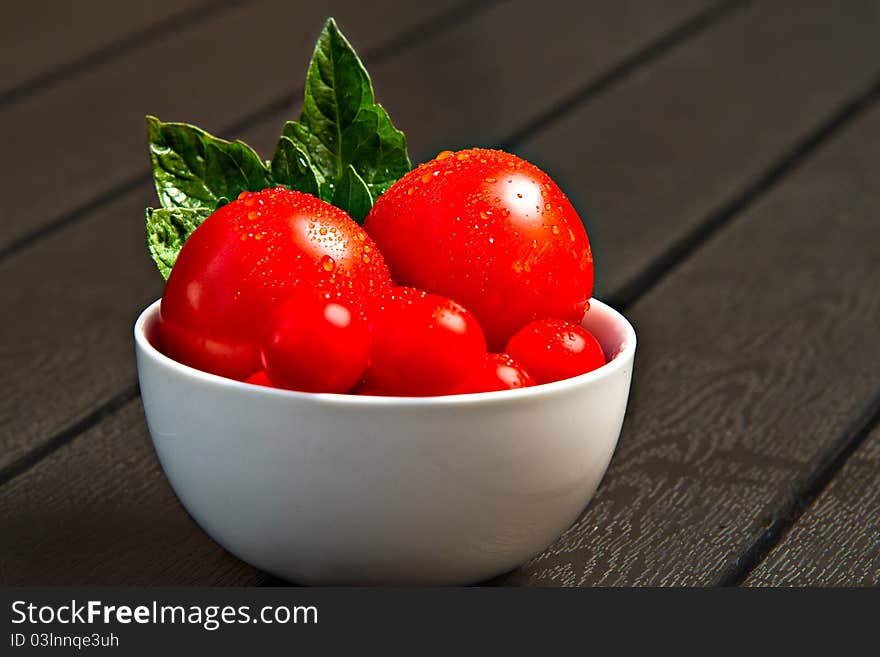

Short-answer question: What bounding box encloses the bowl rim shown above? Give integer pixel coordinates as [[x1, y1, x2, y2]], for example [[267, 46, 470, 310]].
[[134, 297, 636, 407]]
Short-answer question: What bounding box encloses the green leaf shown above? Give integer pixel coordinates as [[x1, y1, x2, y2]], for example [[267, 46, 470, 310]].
[[145, 206, 211, 279], [331, 165, 373, 223], [285, 18, 410, 204], [147, 115, 271, 211], [270, 136, 321, 196], [143, 19, 414, 280]]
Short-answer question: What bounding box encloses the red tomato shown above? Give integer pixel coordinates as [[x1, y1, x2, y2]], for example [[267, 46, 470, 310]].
[[365, 287, 486, 396], [159, 187, 391, 380], [261, 293, 370, 393], [364, 148, 593, 350], [352, 380, 385, 396], [244, 370, 276, 388], [505, 319, 605, 384], [452, 353, 536, 394]]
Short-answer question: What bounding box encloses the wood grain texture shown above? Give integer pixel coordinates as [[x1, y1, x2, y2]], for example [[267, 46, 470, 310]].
[[498, 100, 880, 586], [0, 400, 264, 585], [0, 0, 468, 250], [744, 424, 880, 586], [0, 0, 714, 471], [512, 0, 880, 300], [0, 0, 211, 97]]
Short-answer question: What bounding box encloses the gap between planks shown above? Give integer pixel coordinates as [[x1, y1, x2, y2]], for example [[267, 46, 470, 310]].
[[717, 388, 880, 585], [0, 0, 736, 265], [0, 0, 254, 110], [499, 0, 751, 150]]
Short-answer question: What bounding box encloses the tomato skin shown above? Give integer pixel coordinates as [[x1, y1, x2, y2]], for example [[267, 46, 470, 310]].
[[452, 353, 536, 394], [352, 380, 385, 396], [159, 187, 391, 380], [365, 286, 487, 396], [505, 319, 606, 384], [364, 148, 593, 350], [261, 293, 370, 393], [244, 370, 276, 388]]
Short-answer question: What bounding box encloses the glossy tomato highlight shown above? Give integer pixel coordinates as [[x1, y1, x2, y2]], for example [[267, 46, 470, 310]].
[[453, 353, 536, 394], [159, 187, 391, 380], [505, 319, 606, 384], [364, 148, 593, 350], [261, 292, 371, 393], [365, 286, 487, 396]]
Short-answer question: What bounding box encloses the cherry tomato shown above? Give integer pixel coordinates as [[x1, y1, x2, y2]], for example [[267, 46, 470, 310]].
[[364, 148, 593, 350], [452, 353, 536, 394], [365, 287, 486, 396], [159, 187, 391, 380], [505, 319, 606, 384], [261, 293, 370, 393], [244, 370, 276, 388]]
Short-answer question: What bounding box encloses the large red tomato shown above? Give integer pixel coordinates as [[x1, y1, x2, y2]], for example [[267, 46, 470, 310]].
[[159, 187, 391, 380], [364, 148, 593, 350]]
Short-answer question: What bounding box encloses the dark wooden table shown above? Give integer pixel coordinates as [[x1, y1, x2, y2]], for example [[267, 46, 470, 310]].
[[2, 0, 879, 587]]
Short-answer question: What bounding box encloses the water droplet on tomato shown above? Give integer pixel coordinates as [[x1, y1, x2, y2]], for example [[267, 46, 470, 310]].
[[456, 152, 469, 161], [435, 150, 453, 161], [551, 225, 560, 235], [320, 255, 336, 272]]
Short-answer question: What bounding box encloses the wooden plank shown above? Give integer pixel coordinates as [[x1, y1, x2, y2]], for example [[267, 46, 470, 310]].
[[743, 423, 880, 586], [0, 0, 713, 253], [0, 0, 715, 471], [499, 98, 880, 586], [0, 0, 211, 98], [0, 400, 264, 585], [0, 0, 470, 251], [512, 0, 880, 299]]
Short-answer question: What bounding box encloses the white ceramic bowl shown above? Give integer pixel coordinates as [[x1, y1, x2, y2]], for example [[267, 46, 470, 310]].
[[134, 298, 636, 585]]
